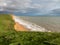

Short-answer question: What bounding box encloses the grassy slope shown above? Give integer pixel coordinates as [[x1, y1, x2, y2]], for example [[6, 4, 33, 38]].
[[0, 14, 15, 32], [0, 14, 60, 45]]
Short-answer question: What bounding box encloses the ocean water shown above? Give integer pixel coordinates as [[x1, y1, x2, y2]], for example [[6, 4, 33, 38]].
[[19, 16, 60, 32]]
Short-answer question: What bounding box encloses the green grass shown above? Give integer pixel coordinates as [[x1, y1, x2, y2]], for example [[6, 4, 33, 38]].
[[0, 14, 60, 45], [0, 14, 15, 32]]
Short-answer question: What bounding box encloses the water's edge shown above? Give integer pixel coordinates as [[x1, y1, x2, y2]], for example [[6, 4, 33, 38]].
[[12, 15, 51, 32]]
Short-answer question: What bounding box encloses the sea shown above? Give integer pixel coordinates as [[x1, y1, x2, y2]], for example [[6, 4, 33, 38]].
[[19, 16, 60, 32]]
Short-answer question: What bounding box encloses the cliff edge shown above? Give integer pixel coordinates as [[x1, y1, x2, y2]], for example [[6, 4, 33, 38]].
[[12, 15, 28, 31]]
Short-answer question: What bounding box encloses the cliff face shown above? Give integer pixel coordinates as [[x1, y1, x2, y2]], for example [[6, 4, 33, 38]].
[[14, 22, 28, 31], [0, 14, 50, 32], [12, 15, 28, 31]]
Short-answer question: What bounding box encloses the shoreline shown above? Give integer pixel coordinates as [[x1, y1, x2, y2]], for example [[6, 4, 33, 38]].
[[12, 15, 51, 32]]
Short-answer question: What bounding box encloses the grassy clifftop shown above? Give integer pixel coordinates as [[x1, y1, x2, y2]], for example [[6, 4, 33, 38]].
[[0, 14, 60, 45], [0, 14, 15, 32]]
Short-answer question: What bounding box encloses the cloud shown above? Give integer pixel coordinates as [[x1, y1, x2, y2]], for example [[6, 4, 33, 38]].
[[0, 0, 32, 11], [48, 8, 60, 15], [0, 0, 41, 12], [0, 0, 60, 15]]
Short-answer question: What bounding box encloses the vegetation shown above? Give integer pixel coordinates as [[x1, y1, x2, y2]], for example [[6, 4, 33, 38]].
[[0, 14, 60, 45], [0, 14, 15, 33]]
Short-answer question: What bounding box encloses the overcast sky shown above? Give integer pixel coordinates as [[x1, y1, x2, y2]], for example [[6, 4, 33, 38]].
[[0, 0, 60, 15]]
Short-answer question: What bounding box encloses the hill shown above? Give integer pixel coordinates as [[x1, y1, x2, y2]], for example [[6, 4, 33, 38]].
[[0, 14, 60, 45]]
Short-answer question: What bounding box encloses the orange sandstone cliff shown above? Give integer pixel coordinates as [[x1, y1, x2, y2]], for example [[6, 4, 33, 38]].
[[11, 15, 28, 31]]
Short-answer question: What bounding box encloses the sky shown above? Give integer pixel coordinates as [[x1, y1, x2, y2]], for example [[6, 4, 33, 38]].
[[0, 0, 60, 15]]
